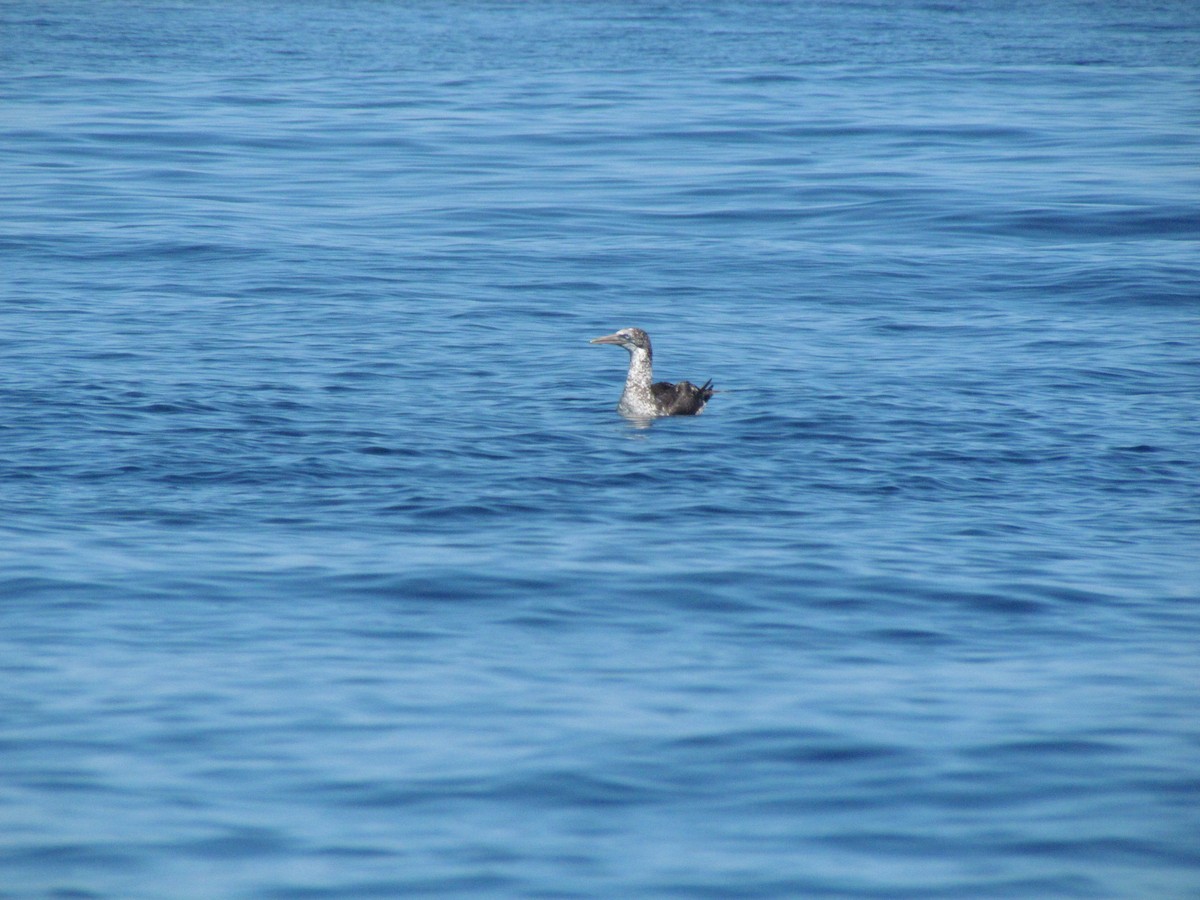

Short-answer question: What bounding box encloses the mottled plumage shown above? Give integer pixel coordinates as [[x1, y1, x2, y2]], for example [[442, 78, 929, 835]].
[[589, 327, 715, 417]]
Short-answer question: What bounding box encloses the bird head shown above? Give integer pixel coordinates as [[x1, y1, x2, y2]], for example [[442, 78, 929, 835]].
[[589, 327, 652, 353]]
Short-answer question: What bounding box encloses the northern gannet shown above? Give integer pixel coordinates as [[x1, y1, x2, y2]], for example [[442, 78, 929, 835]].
[[589, 327, 714, 417]]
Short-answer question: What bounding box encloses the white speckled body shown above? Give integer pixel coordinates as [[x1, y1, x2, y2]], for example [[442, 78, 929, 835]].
[[617, 346, 658, 417]]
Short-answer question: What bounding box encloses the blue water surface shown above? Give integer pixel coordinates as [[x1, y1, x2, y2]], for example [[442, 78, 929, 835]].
[[2, 1, 1199, 897]]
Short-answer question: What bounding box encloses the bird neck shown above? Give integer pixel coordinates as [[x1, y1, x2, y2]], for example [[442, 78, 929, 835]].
[[619, 346, 655, 412], [624, 346, 654, 391]]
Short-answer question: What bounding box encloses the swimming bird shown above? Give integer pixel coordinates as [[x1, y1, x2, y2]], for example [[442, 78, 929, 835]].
[[589, 327, 714, 417]]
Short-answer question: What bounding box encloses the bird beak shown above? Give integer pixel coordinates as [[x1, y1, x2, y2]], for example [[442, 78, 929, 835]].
[[589, 333, 624, 345]]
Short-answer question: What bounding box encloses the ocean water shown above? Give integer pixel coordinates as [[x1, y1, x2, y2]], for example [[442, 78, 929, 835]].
[[2, 1, 1199, 897]]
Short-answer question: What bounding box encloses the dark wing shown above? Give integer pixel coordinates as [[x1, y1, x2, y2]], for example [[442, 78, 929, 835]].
[[651, 379, 715, 416]]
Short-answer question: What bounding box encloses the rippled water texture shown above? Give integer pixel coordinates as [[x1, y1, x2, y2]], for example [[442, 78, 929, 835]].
[[2, 1, 1199, 897]]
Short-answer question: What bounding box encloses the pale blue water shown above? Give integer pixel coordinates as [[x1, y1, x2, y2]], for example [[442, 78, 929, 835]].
[[2, 2, 1199, 897]]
